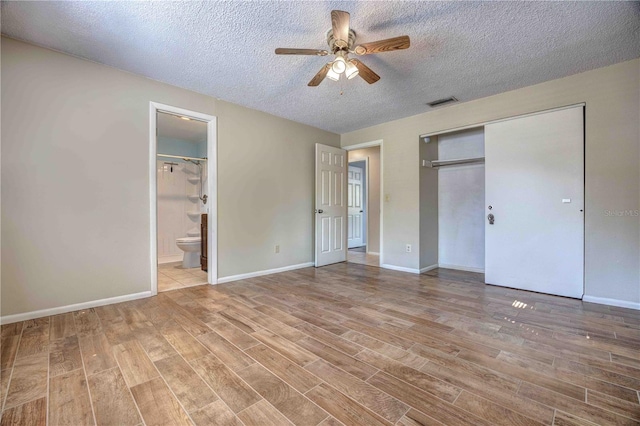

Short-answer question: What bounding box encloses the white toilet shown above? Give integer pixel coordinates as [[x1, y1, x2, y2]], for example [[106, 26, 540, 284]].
[[176, 236, 201, 269]]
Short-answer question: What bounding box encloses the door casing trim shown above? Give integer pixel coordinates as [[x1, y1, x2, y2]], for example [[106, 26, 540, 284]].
[[149, 102, 218, 294]]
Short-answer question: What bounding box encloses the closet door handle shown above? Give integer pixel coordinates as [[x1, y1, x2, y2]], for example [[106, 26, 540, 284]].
[[487, 213, 495, 225]]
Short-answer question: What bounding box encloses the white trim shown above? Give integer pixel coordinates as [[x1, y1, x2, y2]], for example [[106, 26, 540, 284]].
[[149, 102, 218, 296], [343, 139, 384, 265], [582, 295, 640, 311], [380, 145, 383, 265], [381, 264, 420, 274], [149, 103, 158, 294], [364, 158, 369, 251], [0, 291, 153, 325], [343, 139, 383, 150], [158, 255, 183, 264], [348, 158, 368, 250], [367, 251, 380, 256], [437, 263, 485, 273], [419, 103, 587, 139], [206, 112, 218, 284], [217, 262, 314, 284], [420, 264, 439, 273]]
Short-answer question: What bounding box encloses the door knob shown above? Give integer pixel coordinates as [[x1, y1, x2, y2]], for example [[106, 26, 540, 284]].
[[487, 213, 495, 225], [359, 210, 363, 213], [316, 209, 324, 214]]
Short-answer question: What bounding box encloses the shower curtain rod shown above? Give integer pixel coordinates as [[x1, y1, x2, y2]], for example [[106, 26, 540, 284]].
[[157, 153, 207, 162]]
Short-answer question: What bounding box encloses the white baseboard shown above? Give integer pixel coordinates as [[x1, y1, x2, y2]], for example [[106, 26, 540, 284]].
[[158, 254, 183, 264], [381, 264, 421, 274], [366, 251, 380, 256], [420, 264, 439, 273], [582, 295, 640, 311], [382, 263, 484, 275], [217, 262, 314, 284], [0, 290, 153, 325], [437, 263, 485, 273]]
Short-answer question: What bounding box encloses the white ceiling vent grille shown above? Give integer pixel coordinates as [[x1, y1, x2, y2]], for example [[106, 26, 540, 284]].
[[426, 97, 459, 108]]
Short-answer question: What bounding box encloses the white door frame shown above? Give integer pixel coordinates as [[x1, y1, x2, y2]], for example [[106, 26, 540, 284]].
[[344, 139, 383, 264], [149, 102, 218, 294], [419, 103, 586, 139], [348, 159, 368, 250]]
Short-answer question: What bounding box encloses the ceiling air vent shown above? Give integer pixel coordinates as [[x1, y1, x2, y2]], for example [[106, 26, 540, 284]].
[[426, 96, 458, 108]]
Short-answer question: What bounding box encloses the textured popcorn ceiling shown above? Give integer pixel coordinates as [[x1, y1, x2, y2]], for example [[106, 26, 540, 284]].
[[2, 1, 639, 134]]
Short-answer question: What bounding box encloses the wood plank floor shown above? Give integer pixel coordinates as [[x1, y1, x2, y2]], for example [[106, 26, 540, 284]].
[[1, 265, 639, 425]]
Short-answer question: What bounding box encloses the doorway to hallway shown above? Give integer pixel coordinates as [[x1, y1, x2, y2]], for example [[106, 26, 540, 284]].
[[347, 146, 381, 267]]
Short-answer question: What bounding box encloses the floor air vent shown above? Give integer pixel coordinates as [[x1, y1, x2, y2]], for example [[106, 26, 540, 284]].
[[426, 96, 458, 107]]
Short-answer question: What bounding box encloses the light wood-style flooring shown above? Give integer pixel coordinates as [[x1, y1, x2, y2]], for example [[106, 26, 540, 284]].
[[158, 262, 208, 292], [1, 265, 639, 425], [347, 249, 380, 267]]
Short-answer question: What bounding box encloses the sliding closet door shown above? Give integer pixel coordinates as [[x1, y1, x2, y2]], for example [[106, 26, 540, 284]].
[[485, 106, 584, 298]]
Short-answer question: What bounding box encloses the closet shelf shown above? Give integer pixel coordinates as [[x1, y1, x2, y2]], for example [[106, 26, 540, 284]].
[[423, 157, 485, 168]]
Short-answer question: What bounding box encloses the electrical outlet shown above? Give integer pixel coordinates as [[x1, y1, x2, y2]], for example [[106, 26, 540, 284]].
[[275, 245, 280, 254], [406, 244, 412, 253]]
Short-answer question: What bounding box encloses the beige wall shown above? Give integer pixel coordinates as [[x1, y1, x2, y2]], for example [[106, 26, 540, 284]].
[[348, 147, 380, 253], [216, 101, 339, 276], [342, 59, 640, 305], [1, 38, 339, 317]]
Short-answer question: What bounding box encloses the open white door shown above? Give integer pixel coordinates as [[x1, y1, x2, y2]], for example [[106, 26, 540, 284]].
[[348, 165, 365, 248], [485, 106, 584, 298], [315, 144, 347, 267]]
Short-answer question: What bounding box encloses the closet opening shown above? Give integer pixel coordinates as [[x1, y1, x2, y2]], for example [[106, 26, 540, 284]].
[[419, 105, 585, 298], [421, 127, 486, 275]]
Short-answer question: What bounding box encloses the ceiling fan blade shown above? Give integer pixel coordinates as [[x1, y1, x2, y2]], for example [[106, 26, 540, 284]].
[[354, 35, 410, 55], [351, 59, 380, 84], [275, 48, 328, 56], [308, 63, 331, 87], [331, 10, 350, 47]]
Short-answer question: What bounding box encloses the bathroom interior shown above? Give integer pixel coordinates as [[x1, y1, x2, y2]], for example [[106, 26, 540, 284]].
[[156, 111, 209, 292]]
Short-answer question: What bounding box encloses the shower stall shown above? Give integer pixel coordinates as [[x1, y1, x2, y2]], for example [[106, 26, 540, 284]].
[[156, 153, 208, 263]]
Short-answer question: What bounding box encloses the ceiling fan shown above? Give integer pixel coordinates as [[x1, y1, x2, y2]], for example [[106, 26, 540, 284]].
[[275, 10, 410, 86]]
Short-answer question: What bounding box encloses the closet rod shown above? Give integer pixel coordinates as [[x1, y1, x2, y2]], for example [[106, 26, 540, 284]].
[[157, 153, 207, 162], [423, 157, 485, 168]]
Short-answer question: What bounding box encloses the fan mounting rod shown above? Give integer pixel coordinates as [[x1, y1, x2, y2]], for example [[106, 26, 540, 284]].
[[326, 29, 357, 53]]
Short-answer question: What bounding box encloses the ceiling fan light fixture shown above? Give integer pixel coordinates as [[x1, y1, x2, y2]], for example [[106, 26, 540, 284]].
[[345, 60, 359, 79], [326, 67, 340, 81], [331, 56, 346, 74], [276, 10, 410, 87]]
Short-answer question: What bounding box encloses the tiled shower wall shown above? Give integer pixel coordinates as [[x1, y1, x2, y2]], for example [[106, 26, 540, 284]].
[[157, 160, 201, 262]]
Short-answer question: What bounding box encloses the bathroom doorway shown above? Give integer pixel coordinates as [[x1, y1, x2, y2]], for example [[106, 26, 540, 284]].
[[150, 103, 217, 293]]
